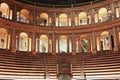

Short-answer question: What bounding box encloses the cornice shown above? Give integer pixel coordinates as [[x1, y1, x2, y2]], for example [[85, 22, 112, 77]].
[[0, 18, 120, 34]]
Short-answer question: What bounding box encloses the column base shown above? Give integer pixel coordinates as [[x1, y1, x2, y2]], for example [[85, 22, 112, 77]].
[[118, 46, 120, 51], [52, 52, 56, 55], [11, 48, 16, 54], [72, 52, 76, 55], [32, 50, 36, 55], [113, 47, 118, 52], [92, 50, 97, 54]]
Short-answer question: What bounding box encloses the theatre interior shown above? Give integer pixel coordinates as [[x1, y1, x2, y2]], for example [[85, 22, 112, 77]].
[[0, 0, 120, 80]]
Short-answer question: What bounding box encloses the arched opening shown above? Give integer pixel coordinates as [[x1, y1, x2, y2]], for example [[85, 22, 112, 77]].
[[60, 36, 67, 53], [0, 28, 8, 49], [0, 3, 9, 19], [100, 31, 111, 50], [38, 13, 48, 26], [98, 8, 108, 22], [80, 35, 90, 52], [19, 32, 29, 51], [79, 12, 87, 25], [40, 35, 48, 53], [59, 14, 67, 26], [20, 9, 30, 23], [58, 74, 71, 80]]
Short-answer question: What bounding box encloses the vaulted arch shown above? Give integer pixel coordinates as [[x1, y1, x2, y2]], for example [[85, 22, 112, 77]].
[[80, 34, 90, 52], [0, 3, 9, 18], [98, 8, 108, 22], [38, 13, 48, 26], [59, 35, 67, 53], [20, 9, 30, 23], [79, 12, 87, 25], [59, 13, 68, 26], [100, 31, 111, 50], [40, 35, 48, 53], [19, 32, 29, 51]]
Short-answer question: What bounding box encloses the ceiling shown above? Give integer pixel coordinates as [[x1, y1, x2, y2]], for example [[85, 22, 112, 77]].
[[17, 0, 100, 5]]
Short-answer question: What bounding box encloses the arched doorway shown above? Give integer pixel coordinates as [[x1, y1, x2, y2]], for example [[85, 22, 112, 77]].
[[59, 14, 68, 26], [100, 31, 111, 50], [0, 3, 9, 19], [79, 12, 87, 25], [19, 32, 28, 51], [59, 36, 67, 53], [39, 13, 48, 26], [80, 35, 90, 52], [0, 28, 8, 49], [20, 9, 30, 23], [59, 74, 71, 80], [98, 8, 108, 22], [40, 35, 48, 53]]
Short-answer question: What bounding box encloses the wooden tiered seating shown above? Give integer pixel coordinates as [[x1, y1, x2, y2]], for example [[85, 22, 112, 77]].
[[0, 49, 120, 79]]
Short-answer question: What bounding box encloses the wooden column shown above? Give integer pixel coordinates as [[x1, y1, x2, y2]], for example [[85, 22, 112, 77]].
[[32, 32, 36, 54], [111, 3, 115, 20], [72, 33, 76, 55], [78, 38, 81, 53], [67, 16, 69, 26], [71, 12, 75, 27], [52, 13, 56, 27], [97, 35, 101, 51], [16, 34, 20, 51], [91, 9, 95, 24], [6, 34, 9, 50], [27, 38, 29, 52], [118, 2, 120, 18], [92, 32, 97, 54], [113, 27, 119, 51], [67, 35, 69, 53], [52, 33, 56, 55], [117, 27, 120, 50], [11, 28, 16, 53], [58, 17, 60, 27], [48, 36, 51, 53], [33, 10, 37, 25], [13, 4, 17, 21], [58, 39, 60, 53]]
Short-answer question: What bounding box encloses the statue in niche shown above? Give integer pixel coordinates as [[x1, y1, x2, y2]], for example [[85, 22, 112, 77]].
[[20, 37, 23, 50], [38, 18, 47, 26], [104, 37, 110, 50], [42, 43, 46, 53], [43, 19, 47, 26], [1, 38, 4, 48], [81, 39, 88, 52]]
